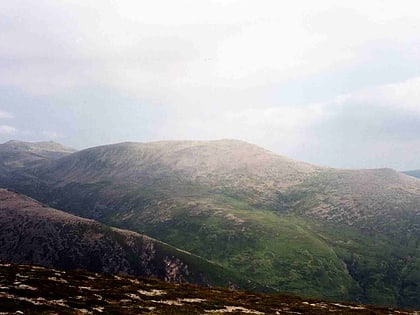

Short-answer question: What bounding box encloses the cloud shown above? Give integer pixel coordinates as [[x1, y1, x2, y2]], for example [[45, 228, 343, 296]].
[[0, 0, 95, 94], [362, 77, 420, 114], [41, 131, 64, 140], [0, 110, 13, 119], [155, 76, 420, 169], [0, 125, 17, 135], [225, 104, 326, 129], [289, 77, 420, 169], [3, 0, 420, 102], [2, 1, 420, 169]]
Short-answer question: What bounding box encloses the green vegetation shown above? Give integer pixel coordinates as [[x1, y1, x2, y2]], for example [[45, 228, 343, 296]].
[[310, 221, 420, 309], [105, 194, 357, 301]]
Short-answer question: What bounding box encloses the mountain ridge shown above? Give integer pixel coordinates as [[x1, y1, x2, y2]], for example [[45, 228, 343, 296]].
[[0, 139, 76, 170]]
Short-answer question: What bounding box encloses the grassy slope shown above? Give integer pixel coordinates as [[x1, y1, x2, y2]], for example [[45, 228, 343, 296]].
[[103, 191, 358, 301], [102, 187, 420, 308], [309, 221, 420, 309]]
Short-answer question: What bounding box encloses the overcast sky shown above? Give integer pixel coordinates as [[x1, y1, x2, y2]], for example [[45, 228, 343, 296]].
[[1, 0, 420, 170]]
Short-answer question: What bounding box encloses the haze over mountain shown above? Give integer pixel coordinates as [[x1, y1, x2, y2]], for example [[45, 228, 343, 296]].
[[0, 140, 76, 170], [404, 169, 420, 179], [1, 139, 419, 309]]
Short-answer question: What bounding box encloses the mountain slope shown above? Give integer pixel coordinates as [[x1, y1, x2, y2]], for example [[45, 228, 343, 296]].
[[0, 188, 246, 288], [286, 168, 420, 230], [1, 140, 420, 308], [26, 140, 321, 209]]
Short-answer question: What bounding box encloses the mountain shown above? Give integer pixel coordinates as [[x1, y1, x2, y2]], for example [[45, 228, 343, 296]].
[[1, 264, 416, 315], [1, 139, 420, 308], [403, 169, 420, 179], [0, 188, 247, 288], [0, 140, 76, 170]]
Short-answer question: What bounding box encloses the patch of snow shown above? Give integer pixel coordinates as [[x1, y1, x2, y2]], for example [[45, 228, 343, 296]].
[[93, 294, 103, 301], [275, 311, 301, 315], [151, 299, 183, 306], [48, 276, 68, 283], [92, 307, 104, 313], [128, 278, 140, 284], [137, 289, 166, 296], [16, 284, 37, 291], [126, 293, 141, 301], [180, 298, 206, 303], [205, 306, 264, 314], [50, 299, 68, 307], [332, 303, 365, 310], [79, 286, 93, 291]]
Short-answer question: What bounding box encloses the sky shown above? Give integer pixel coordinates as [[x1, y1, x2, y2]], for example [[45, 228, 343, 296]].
[[1, 0, 420, 170]]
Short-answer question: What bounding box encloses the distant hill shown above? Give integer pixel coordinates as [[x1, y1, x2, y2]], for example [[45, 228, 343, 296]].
[[0, 188, 247, 289], [0, 263, 416, 315], [1, 139, 420, 308], [403, 169, 420, 179], [0, 140, 76, 170]]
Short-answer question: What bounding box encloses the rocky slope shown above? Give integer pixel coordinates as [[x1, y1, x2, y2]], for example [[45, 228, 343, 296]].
[[1, 140, 420, 308], [0, 189, 245, 288], [0, 263, 417, 315], [287, 167, 420, 230]]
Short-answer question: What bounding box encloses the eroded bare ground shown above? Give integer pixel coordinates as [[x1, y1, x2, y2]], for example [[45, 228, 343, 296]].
[[0, 264, 418, 315]]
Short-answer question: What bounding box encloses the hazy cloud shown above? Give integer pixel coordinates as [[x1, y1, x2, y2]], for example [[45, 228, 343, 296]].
[[1, 1, 420, 169], [0, 125, 17, 135], [41, 131, 64, 140], [0, 110, 13, 119]]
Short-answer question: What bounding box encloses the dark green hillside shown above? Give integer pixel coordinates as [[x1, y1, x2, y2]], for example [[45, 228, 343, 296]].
[[1, 140, 420, 308], [0, 189, 247, 289]]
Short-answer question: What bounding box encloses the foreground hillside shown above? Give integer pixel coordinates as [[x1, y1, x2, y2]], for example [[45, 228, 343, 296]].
[[0, 263, 417, 315], [0, 189, 245, 289], [1, 140, 420, 308]]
